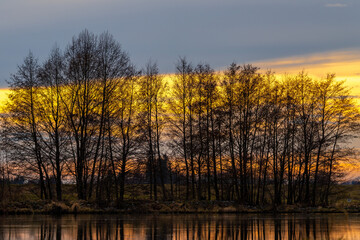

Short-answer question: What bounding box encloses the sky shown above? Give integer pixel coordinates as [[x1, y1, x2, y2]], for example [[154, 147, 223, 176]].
[[1, 0, 360, 176], [0, 0, 359, 88]]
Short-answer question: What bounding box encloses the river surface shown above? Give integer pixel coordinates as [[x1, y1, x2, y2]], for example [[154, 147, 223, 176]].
[[0, 213, 360, 239]]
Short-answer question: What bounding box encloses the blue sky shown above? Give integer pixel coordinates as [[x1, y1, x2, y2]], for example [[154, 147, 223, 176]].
[[0, 0, 358, 87]]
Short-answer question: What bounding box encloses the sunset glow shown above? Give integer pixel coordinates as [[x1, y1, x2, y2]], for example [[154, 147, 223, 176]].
[[254, 49, 360, 99], [3, 50, 360, 106], [0, 89, 9, 108]]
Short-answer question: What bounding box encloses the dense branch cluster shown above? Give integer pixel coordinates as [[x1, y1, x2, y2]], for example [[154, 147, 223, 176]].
[[0, 30, 358, 207]]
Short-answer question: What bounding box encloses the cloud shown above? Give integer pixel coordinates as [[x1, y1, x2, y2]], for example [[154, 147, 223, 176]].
[[325, 3, 348, 7], [253, 49, 360, 77]]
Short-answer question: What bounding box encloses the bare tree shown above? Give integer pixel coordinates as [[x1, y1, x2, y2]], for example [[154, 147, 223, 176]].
[[168, 57, 195, 199], [37, 46, 67, 201], [138, 61, 167, 200], [3, 52, 49, 199], [63, 30, 99, 200]]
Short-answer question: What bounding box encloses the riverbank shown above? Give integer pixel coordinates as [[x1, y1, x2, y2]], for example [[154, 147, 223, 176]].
[[1, 199, 360, 215], [2, 184, 360, 215]]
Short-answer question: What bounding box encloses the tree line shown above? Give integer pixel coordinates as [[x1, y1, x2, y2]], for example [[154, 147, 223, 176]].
[[0, 30, 358, 207]]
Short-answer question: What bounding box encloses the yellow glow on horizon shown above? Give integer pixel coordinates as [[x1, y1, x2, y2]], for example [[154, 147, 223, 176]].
[[0, 88, 9, 108], [253, 49, 360, 107], [1, 50, 360, 107]]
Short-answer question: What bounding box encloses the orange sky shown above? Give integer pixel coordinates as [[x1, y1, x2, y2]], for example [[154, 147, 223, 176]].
[[1, 50, 360, 178], [2, 50, 360, 114], [5, 50, 360, 104], [253, 49, 360, 98], [253, 49, 360, 179]]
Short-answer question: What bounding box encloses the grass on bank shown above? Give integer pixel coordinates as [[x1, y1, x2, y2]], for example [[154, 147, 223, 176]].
[[1, 183, 360, 214]]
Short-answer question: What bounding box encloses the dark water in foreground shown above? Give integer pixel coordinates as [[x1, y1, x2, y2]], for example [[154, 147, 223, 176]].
[[0, 213, 359, 240]]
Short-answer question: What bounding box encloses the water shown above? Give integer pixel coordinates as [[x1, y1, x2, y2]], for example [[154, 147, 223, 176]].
[[0, 213, 359, 239]]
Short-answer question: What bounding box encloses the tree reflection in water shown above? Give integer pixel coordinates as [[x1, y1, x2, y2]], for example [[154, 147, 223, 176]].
[[0, 214, 357, 239]]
